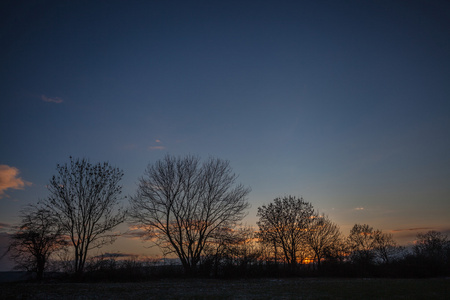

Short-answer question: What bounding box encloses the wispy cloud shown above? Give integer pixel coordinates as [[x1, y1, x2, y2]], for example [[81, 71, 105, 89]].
[[388, 227, 442, 245], [148, 139, 166, 150], [0, 165, 32, 199], [41, 95, 63, 103], [390, 227, 435, 233], [93, 252, 139, 259], [123, 225, 160, 242], [149, 146, 165, 150], [0, 222, 11, 229], [354, 207, 364, 211], [123, 227, 149, 240], [0, 222, 17, 234]]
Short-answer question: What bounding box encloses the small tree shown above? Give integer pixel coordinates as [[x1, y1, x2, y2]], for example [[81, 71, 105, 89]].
[[324, 236, 350, 263], [129, 154, 250, 275], [373, 231, 403, 264], [225, 227, 261, 270], [347, 224, 378, 266], [201, 226, 241, 276], [42, 157, 126, 276], [7, 205, 67, 280], [413, 231, 449, 260], [305, 214, 341, 269], [348, 224, 402, 267], [201, 226, 260, 277], [256, 196, 315, 269], [413, 230, 449, 275]]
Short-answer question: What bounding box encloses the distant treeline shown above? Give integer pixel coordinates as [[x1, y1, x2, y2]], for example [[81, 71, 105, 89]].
[[3, 156, 449, 281], [26, 227, 449, 282]]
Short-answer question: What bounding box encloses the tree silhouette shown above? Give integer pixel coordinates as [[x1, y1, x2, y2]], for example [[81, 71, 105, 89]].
[[373, 231, 402, 264], [413, 230, 450, 275], [6, 205, 67, 280], [305, 214, 341, 269], [348, 224, 402, 267], [413, 231, 449, 259], [41, 157, 126, 277], [347, 224, 378, 266], [256, 196, 315, 269], [129, 154, 250, 275]]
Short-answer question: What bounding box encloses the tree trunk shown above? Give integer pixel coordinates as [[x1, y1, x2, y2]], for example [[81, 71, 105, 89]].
[[36, 258, 45, 281]]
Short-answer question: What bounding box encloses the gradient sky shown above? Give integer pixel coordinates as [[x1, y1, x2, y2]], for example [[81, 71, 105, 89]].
[[1, 0, 449, 270]]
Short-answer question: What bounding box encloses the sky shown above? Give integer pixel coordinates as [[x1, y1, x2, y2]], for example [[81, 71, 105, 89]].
[[1, 0, 449, 270]]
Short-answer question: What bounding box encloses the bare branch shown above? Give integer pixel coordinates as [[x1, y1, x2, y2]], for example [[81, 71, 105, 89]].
[[41, 157, 126, 276], [129, 154, 250, 274]]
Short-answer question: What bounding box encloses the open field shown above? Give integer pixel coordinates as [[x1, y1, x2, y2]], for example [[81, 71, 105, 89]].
[[1, 278, 449, 299]]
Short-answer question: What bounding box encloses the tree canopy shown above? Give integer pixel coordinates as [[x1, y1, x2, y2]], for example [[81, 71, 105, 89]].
[[42, 157, 126, 276], [129, 154, 250, 274]]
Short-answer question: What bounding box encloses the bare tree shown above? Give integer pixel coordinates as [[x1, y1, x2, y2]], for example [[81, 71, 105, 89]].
[[373, 231, 403, 264], [226, 226, 261, 269], [41, 157, 126, 276], [258, 233, 281, 266], [305, 214, 341, 269], [348, 224, 402, 266], [324, 235, 350, 263], [6, 205, 67, 280], [129, 155, 250, 275], [347, 224, 379, 265], [201, 226, 260, 277], [256, 196, 315, 269], [413, 231, 449, 263], [201, 226, 241, 276]]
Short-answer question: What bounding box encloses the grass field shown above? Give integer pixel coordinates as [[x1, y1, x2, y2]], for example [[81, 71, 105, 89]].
[[1, 278, 449, 299]]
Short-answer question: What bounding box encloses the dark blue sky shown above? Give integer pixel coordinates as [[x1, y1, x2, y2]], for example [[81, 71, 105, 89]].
[[1, 0, 449, 268]]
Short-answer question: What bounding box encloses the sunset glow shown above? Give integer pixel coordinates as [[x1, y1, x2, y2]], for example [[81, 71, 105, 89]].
[[1, 0, 449, 272]]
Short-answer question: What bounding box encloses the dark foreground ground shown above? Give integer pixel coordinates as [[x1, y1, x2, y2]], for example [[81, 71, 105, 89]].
[[1, 278, 449, 299]]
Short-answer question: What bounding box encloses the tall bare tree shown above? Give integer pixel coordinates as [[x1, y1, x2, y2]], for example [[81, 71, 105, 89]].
[[256, 196, 315, 268], [6, 205, 67, 280], [42, 157, 126, 276], [305, 214, 341, 269], [129, 155, 250, 274]]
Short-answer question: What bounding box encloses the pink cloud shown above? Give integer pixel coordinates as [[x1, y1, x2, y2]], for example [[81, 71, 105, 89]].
[[0, 222, 11, 229], [123, 227, 150, 240], [0, 165, 32, 199], [41, 95, 63, 103], [0, 222, 17, 234], [149, 146, 165, 150], [390, 227, 435, 233], [93, 252, 139, 259]]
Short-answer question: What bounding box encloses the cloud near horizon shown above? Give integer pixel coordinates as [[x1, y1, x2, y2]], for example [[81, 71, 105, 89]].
[[123, 227, 149, 240], [0, 165, 32, 199], [0, 222, 17, 234], [390, 227, 435, 233], [386, 227, 450, 245], [149, 146, 165, 150], [41, 95, 63, 103], [93, 252, 139, 259], [0, 222, 12, 229]]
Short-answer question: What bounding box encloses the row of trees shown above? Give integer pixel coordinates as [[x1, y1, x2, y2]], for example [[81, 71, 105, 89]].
[[3, 155, 449, 280]]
